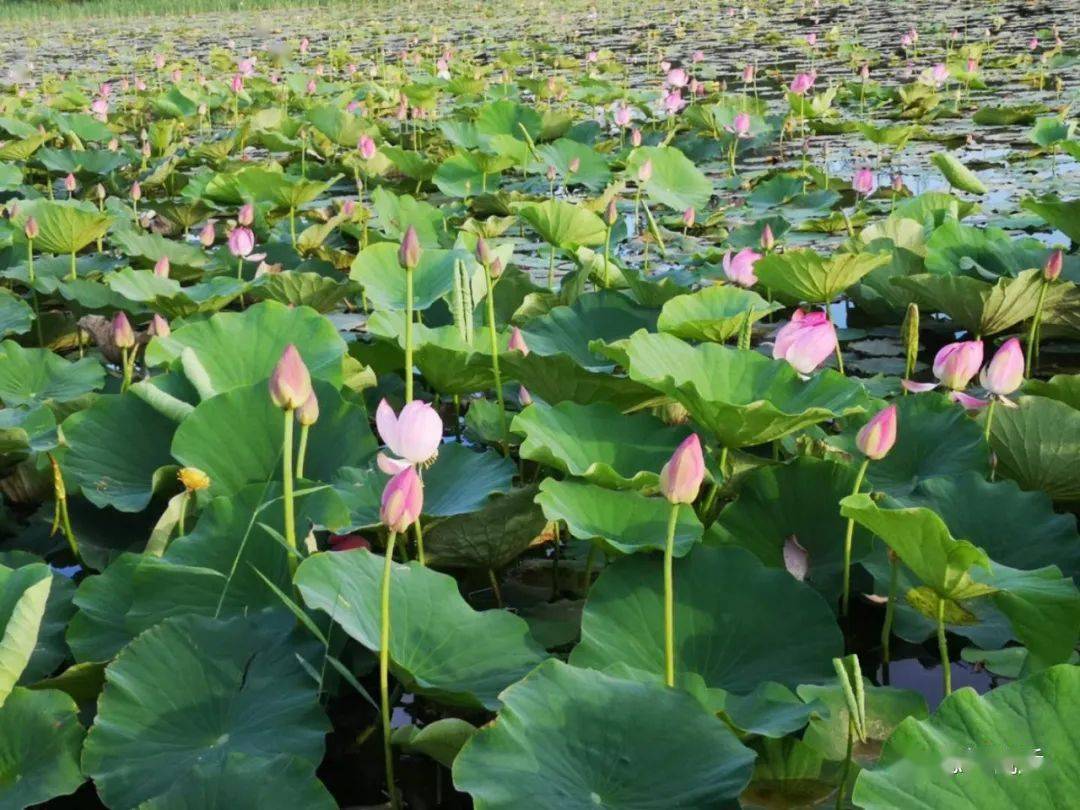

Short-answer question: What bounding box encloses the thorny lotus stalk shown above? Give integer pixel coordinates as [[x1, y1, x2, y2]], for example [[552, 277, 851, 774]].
[[662, 502, 680, 687], [841, 457, 870, 617], [380, 530, 401, 810]]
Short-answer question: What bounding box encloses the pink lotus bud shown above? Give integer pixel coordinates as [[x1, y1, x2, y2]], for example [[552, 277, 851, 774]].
[[683, 207, 695, 228], [692, 50, 705, 63], [760, 224, 775, 250], [112, 311, 135, 349], [585, 51, 598, 64], [568, 157, 580, 173], [860, 63, 870, 80], [614, 104, 631, 127], [341, 199, 356, 217], [91, 97, 109, 118], [149, 314, 170, 338], [64, 173, 77, 192], [296, 390, 320, 426], [731, 111, 751, 137], [238, 203, 254, 226], [475, 237, 492, 267], [306, 78, 317, 95], [891, 174, 904, 192], [659, 60, 671, 73], [546, 164, 557, 182], [1044, 249, 1063, 281], [722, 248, 761, 287], [376, 398, 442, 468], [358, 135, 377, 160], [488, 257, 504, 279], [108, 137, 119, 151], [931, 63, 949, 85], [171, 68, 182, 83], [806, 32, 818, 47], [1029, 37, 1039, 50], [398, 225, 421, 270], [24, 217, 38, 240], [227, 226, 255, 258], [199, 221, 216, 247], [742, 64, 755, 83], [135, 78, 147, 91], [662, 90, 685, 115], [230, 74, 244, 94], [856, 404, 898, 460], [659, 434, 706, 504], [789, 72, 816, 95], [300, 37, 310, 54], [773, 309, 838, 374], [932, 340, 983, 390], [269, 344, 313, 410], [153, 256, 170, 278], [380, 466, 423, 533], [980, 337, 1024, 396], [783, 535, 809, 581], [666, 67, 688, 88], [605, 198, 619, 226], [852, 168, 875, 196], [153, 53, 166, 70], [131, 182, 142, 201], [518, 386, 533, 406], [966, 58, 978, 73], [637, 159, 653, 183], [631, 128, 642, 147], [508, 327, 529, 355]]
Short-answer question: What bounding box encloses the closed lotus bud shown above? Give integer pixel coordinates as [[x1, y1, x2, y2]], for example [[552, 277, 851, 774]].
[[153, 256, 170, 278], [856, 404, 898, 460], [112, 311, 135, 349], [773, 309, 837, 374], [24, 217, 38, 240], [1044, 249, 1063, 281], [95, 183, 106, 201], [227, 226, 255, 258], [631, 128, 642, 147], [605, 198, 618, 227], [659, 434, 706, 504], [178, 466, 211, 492], [518, 385, 533, 406], [760, 223, 775, 251], [682, 207, 695, 228], [568, 157, 580, 173], [637, 158, 653, 183], [380, 466, 423, 533], [149, 314, 170, 337], [269, 344, 313, 410], [398, 225, 421, 270], [237, 202, 254, 226], [980, 337, 1024, 396], [475, 236, 492, 267], [199, 220, 216, 247], [358, 134, 377, 160], [508, 327, 529, 355], [64, 173, 77, 192], [131, 182, 142, 202], [488, 257, 504, 279], [296, 389, 320, 426]]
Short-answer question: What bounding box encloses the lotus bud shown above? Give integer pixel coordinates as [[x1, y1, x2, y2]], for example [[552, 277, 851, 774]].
[[980, 337, 1024, 396], [891, 174, 904, 193], [508, 327, 529, 355], [148, 314, 170, 337], [568, 157, 580, 174], [64, 173, 77, 193], [605, 198, 619, 227], [341, 199, 356, 217], [856, 404, 898, 460], [24, 217, 38, 240], [231, 74, 244, 94], [358, 134, 377, 160], [178, 466, 210, 492], [398, 225, 421, 271], [112, 311, 135, 349], [683, 207, 695, 228], [722, 248, 761, 287], [631, 128, 642, 147], [852, 168, 875, 196], [91, 183, 105, 202], [199, 220, 216, 247], [296, 390, 320, 426], [1044, 249, 1063, 281], [153, 256, 170, 278], [131, 182, 142, 202], [227, 226, 255, 257], [269, 344, 313, 411], [659, 434, 706, 505], [141, 141, 151, 158], [546, 164, 557, 182], [637, 158, 653, 183], [773, 309, 837, 374], [933, 340, 983, 390], [743, 64, 755, 83], [760, 223, 775, 251], [475, 236, 492, 267], [237, 202, 254, 226], [518, 386, 533, 406], [488, 257, 504, 279], [380, 466, 423, 533]]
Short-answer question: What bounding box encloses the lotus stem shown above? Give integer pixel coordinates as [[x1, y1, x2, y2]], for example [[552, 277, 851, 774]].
[[547, 244, 556, 289], [404, 269, 415, 403], [841, 458, 870, 617], [488, 568, 503, 607], [881, 550, 899, 681], [936, 596, 951, 697], [413, 520, 426, 566], [69, 251, 77, 282], [48, 453, 80, 563], [289, 206, 297, 247], [282, 409, 297, 574], [120, 347, 133, 392], [825, 303, 845, 375], [836, 718, 855, 809], [296, 423, 310, 480], [27, 240, 43, 346], [603, 225, 612, 287], [380, 530, 400, 810], [663, 502, 680, 688], [1025, 279, 1050, 377], [485, 270, 508, 456], [236, 257, 244, 280]]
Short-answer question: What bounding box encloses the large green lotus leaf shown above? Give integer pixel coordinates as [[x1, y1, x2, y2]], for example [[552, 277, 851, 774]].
[[109, 230, 209, 271], [923, 219, 1051, 280], [0, 290, 33, 339], [537, 478, 703, 556], [500, 351, 661, 411], [424, 485, 546, 570], [367, 317, 498, 396], [930, 152, 988, 194], [893, 268, 1069, 336], [0, 133, 48, 162], [137, 753, 336, 810], [1021, 195, 1080, 244], [521, 291, 658, 371], [0, 563, 52, 705], [625, 145, 713, 212], [831, 394, 989, 496], [422, 442, 515, 517], [306, 103, 372, 147], [754, 250, 889, 304], [0, 687, 85, 808], [513, 400, 690, 489], [14, 199, 112, 256], [349, 242, 458, 311], [145, 301, 346, 395], [475, 100, 543, 142], [37, 147, 128, 177], [607, 331, 870, 447], [657, 285, 780, 343], [853, 665, 1079, 809], [106, 270, 245, 319], [453, 659, 755, 810], [393, 718, 478, 769], [61, 391, 178, 512], [515, 199, 606, 249], [0, 405, 58, 467], [250, 271, 357, 313], [172, 380, 377, 497], [296, 548, 547, 709], [709, 457, 873, 604], [81, 612, 329, 809], [235, 167, 338, 211], [536, 139, 611, 190], [1025, 373, 1080, 410], [987, 395, 1080, 503], [369, 186, 445, 245], [0, 552, 75, 684], [0, 340, 103, 407], [570, 546, 842, 693], [433, 152, 503, 197]]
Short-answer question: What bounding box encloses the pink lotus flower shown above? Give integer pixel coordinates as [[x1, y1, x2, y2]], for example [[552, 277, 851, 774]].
[[980, 337, 1023, 397], [659, 434, 705, 504], [742, 64, 755, 83], [662, 90, 685, 115], [24, 217, 38, 240], [637, 159, 653, 183], [153, 256, 170, 278], [683, 207, 695, 228], [508, 327, 529, 355], [300, 37, 310, 54], [375, 398, 442, 474], [692, 50, 705, 63], [231, 74, 244, 94], [1029, 37, 1039, 50], [153, 53, 166, 70], [112, 312, 134, 349], [860, 64, 870, 80], [381, 466, 423, 533], [728, 112, 751, 138], [852, 168, 875, 196], [806, 32, 817, 47], [966, 58, 978, 73], [761, 224, 775, 251], [199, 221, 215, 247], [666, 67, 689, 88], [91, 97, 109, 119], [585, 51, 598, 64], [306, 78, 317, 95], [631, 128, 642, 147], [1044, 249, 1063, 281], [398, 225, 421, 270], [64, 173, 76, 193], [269, 345, 313, 410], [934, 340, 983, 389], [568, 157, 581, 173], [227, 226, 255, 258], [518, 386, 533, 406], [773, 309, 837, 374], [296, 390, 320, 426], [930, 63, 949, 85], [149, 314, 170, 338], [856, 404, 898, 459], [613, 104, 632, 127], [789, 73, 816, 95], [722, 248, 761, 287], [358, 135, 377, 160]]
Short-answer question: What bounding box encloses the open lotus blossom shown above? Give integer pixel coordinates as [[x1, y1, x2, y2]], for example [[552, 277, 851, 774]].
[[789, 72, 815, 95], [722, 248, 761, 287], [856, 404, 899, 460], [903, 340, 983, 393], [662, 89, 685, 114], [727, 111, 751, 137], [659, 434, 705, 504], [773, 309, 837, 374], [666, 67, 688, 88], [930, 63, 949, 85], [381, 466, 423, 533], [375, 398, 442, 474]]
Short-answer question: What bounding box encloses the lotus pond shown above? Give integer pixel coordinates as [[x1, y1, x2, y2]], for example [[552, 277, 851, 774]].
[[0, 0, 1078, 808]]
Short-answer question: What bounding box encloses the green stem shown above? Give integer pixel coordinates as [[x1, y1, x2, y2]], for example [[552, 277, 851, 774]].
[[836, 719, 854, 809], [547, 244, 556, 289], [488, 568, 503, 607], [380, 531, 400, 810], [1025, 280, 1050, 377], [602, 225, 612, 287], [841, 457, 870, 617], [881, 552, 899, 677], [236, 256, 244, 280], [282, 410, 297, 574], [984, 398, 997, 482], [937, 596, 951, 697], [177, 492, 189, 539], [28, 242, 43, 346], [413, 520, 426, 566], [825, 303, 845, 375], [404, 270, 414, 403], [485, 272, 508, 456], [289, 206, 297, 247], [120, 348, 133, 392], [68, 251, 77, 281], [663, 502, 680, 688], [296, 423, 310, 480]]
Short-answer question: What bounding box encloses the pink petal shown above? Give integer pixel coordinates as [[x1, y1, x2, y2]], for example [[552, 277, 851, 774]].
[[375, 399, 399, 449], [949, 391, 989, 410], [901, 380, 938, 393], [377, 452, 411, 475]]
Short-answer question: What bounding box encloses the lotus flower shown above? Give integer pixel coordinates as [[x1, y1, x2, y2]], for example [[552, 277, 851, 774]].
[[637, 159, 653, 183], [227, 226, 255, 257], [112, 312, 134, 349], [64, 173, 76, 193], [358, 135, 377, 160], [269, 345, 313, 411], [728, 112, 751, 138], [238, 203, 254, 226], [783, 536, 809, 581], [742, 64, 755, 83], [666, 67, 688, 88], [856, 404, 898, 460], [381, 466, 423, 533], [153, 256, 170, 278], [296, 390, 320, 427], [131, 182, 142, 201], [199, 221, 215, 247], [682, 207, 695, 228], [773, 309, 837, 374], [631, 128, 642, 147], [518, 386, 533, 406], [662, 90, 685, 115], [789, 72, 816, 95], [24, 217, 38, 240], [177, 466, 210, 492], [149, 314, 170, 338], [659, 434, 705, 504], [398, 225, 421, 270], [231, 74, 244, 94], [613, 104, 632, 127], [852, 168, 875, 196], [930, 63, 949, 85], [980, 337, 1024, 397], [761, 223, 775, 251], [508, 327, 529, 354], [722, 248, 761, 287], [1044, 249, 1063, 281], [376, 398, 442, 474]]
